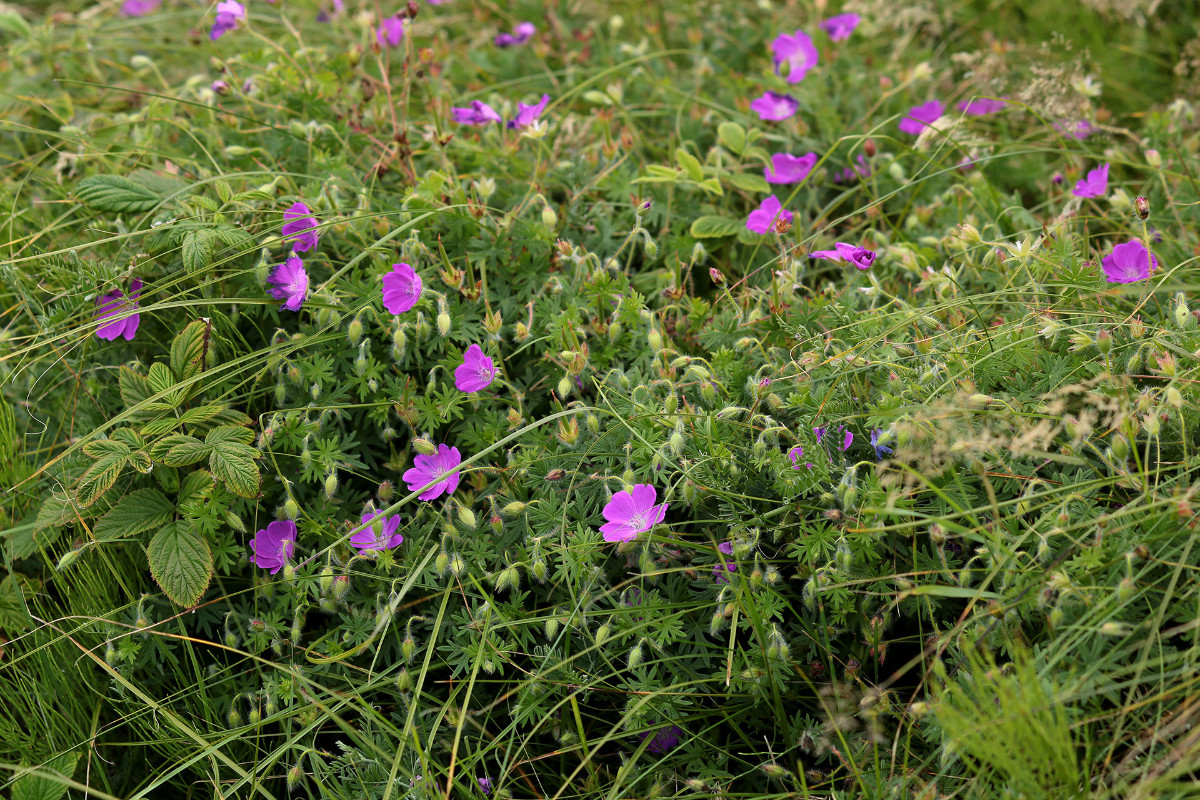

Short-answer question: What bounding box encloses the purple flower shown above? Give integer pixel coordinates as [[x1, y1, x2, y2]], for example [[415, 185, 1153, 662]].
[[508, 94, 550, 129], [832, 155, 873, 184], [1100, 240, 1158, 284], [350, 510, 404, 553], [600, 484, 668, 543], [451, 101, 502, 126], [1055, 119, 1093, 140], [1072, 163, 1109, 199], [813, 426, 826, 443], [209, 0, 245, 40], [455, 344, 498, 392], [281, 202, 319, 253], [402, 444, 462, 501], [871, 428, 893, 461], [787, 444, 814, 470], [811, 242, 876, 270], [713, 560, 738, 583], [750, 91, 800, 121], [250, 520, 297, 574], [840, 427, 853, 451], [957, 97, 1006, 116], [495, 21, 535, 47], [718, 541, 734, 555], [746, 195, 793, 235], [772, 30, 819, 83], [211, 80, 230, 95], [268, 255, 309, 312], [477, 777, 492, 796], [820, 13, 860, 41], [765, 152, 818, 184], [121, 0, 161, 15], [377, 16, 405, 47], [95, 279, 143, 341], [899, 100, 944, 135], [382, 262, 422, 314], [638, 725, 683, 754]]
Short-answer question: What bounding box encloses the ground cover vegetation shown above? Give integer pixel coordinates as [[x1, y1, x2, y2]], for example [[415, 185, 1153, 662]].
[[2, 0, 1200, 797]]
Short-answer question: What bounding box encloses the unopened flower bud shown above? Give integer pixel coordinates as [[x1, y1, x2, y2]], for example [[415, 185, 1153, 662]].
[[449, 553, 465, 575], [402, 635, 416, 662], [324, 471, 338, 499], [628, 643, 644, 669], [1144, 413, 1160, 435], [413, 437, 437, 455], [287, 765, 304, 789], [708, 267, 725, 285], [647, 329, 663, 352], [396, 668, 412, 692], [458, 505, 477, 529], [1146, 148, 1162, 168], [284, 498, 300, 519], [1167, 385, 1184, 409], [594, 624, 610, 646], [332, 575, 350, 601], [1095, 328, 1112, 355], [514, 321, 529, 341], [490, 514, 503, 535], [546, 616, 560, 640], [1135, 196, 1150, 220], [437, 312, 451, 337], [347, 316, 363, 345], [531, 559, 548, 582], [542, 205, 558, 228], [435, 551, 449, 574], [557, 374, 573, 398]]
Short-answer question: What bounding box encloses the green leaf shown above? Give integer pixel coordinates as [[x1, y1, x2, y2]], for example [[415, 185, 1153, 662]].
[[675, 148, 704, 182], [76, 449, 130, 508], [717, 121, 746, 154], [156, 434, 211, 467], [728, 172, 771, 194], [34, 495, 76, 531], [147, 522, 212, 607], [146, 362, 176, 396], [180, 404, 224, 427], [140, 417, 183, 436], [81, 438, 131, 460], [171, 319, 211, 380], [690, 216, 744, 239], [205, 425, 254, 447], [0, 10, 33, 39], [12, 752, 78, 800], [696, 177, 724, 196], [182, 228, 216, 274], [93, 489, 175, 541], [177, 469, 214, 507], [0, 574, 30, 633], [74, 175, 161, 213], [209, 442, 260, 498]]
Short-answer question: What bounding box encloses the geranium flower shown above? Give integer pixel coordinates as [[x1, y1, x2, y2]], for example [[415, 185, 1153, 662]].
[[451, 101, 502, 126], [772, 30, 818, 83], [268, 255, 309, 311], [508, 94, 550, 129], [377, 15, 405, 47], [350, 510, 404, 553], [810, 242, 876, 270], [638, 725, 683, 754], [600, 484, 668, 543], [121, 0, 161, 15], [281, 202, 319, 252], [455, 344, 498, 392], [495, 21, 535, 47], [871, 428, 893, 460], [832, 155, 872, 183], [713, 560, 738, 583], [958, 97, 1006, 116], [820, 13, 860, 41], [750, 90, 800, 121], [899, 100, 944, 135], [746, 195, 792, 234], [382, 262, 422, 314], [95, 279, 143, 341], [1072, 163, 1109, 199], [765, 152, 818, 184], [1100, 240, 1157, 284], [209, 0, 245, 40], [402, 444, 462, 501], [250, 520, 297, 574]]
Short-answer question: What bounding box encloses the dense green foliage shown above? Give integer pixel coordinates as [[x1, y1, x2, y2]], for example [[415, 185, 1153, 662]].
[[4, 1, 1200, 798]]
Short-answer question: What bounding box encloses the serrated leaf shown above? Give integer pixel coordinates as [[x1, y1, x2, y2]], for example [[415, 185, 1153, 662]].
[[82, 439, 131, 460], [110, 427, 144, 450], [93, 489, 175, 541], [211, 225, 253, 261], [153, 463, 180, 493], [76, 459, 125, 508], [205, 425, 254, 446], [728, 172, 771, 194], [209, 443, 260, 498], [75, 175, 161, 213], [140, 417, 183, 437], [696, 177, 724, 196], [34, 495, 77, 531], [119, 365, 154, 408], [12, 752, 78, 800], [148, 522, 212, 607], [179, 404, 223, 426], [190, 408, 250, 435], [0, 574, 30, 633], [147, 362, 175, 396], [182, 229, 215, 274], [177, 469, 214, 507], [158, 435, 210, 467], [171, 320, 211, 380], [690, 216, 745, 239], [717, 121, 746, 154], [129, 450, 153, 473], [675, 148, 704, 182]]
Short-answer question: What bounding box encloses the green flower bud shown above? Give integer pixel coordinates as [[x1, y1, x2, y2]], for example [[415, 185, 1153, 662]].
[[402, 635, 416, 662], [437, 312, 452, 337], [1167, 385, 1184, 409], [319, 565, 335, 595], [587, 414, 601, 435], [435, 551, 449, 574], [57, 549, 81, 571], [670, 431, 685, 455], [347, 316, 363, 345], [531, 559, 548, 582], [491, 515, 503, 535], [283, 563, 296, 582], [332, 575, 350, 601], [458, 505, 477, 529], [647, 329, 663, 352], [542, 205, 558, 228], [503, 501, 527, 516], [324, 471, 338, 499], [663, 392, 678, 414], [608, 320, 623, 341], [392, 326, 407, 360], [643, 239, 657, 259], [449, 553, 465, 575], [104, 641, 117, 665], [248, 707, 261, 725], [557, 374, 573, 398], [709, 610, 725, 636], [287, 765, 304, 790], [546, 616, 560, 640], [413, 437, 437, 455], [397, 668, 412, 692], [1144, 414, 1160, 435], [627, 643, 644, 669], [594, 624, 610, 646]]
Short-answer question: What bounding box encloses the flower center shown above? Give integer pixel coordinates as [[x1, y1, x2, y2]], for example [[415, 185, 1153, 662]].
[[629, 513, 648, 531]]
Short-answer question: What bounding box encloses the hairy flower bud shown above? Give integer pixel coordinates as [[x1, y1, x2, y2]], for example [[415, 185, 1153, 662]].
[[284, 498, 300, 520], [1135, 196, 1150, 220], [627, 643, 644, 669], [413, 437, 437, 455], [458, 505, 477, 530], [1167, 385, 1184, 409], [449, 553, 465, 575], [647, 329, 663, 352]]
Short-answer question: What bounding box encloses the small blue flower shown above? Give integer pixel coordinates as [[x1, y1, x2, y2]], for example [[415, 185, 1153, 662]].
[[870, 428, 893, 461]]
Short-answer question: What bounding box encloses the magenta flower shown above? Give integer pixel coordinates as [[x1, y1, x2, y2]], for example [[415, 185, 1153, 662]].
[[787, 444, 813, 469], [772, 30, 819, 83], [451, 101, 503, 126], [382, 262, 422, 314], [899, 100, 944, 135], [212, 80, 230, 95], [600, 484, 668, 543], [713, 560, 738, 583], [377, 16, 405, 47], [811, 242, 876, 270], [832, 155, 872, 184], [95, 279, 143, 341], [454, 344, 498, 392], [820, 13, 860, 41], [495, 21, 535, 47], [814, 426, 826, 442], [508, 94, 550, 129], [281, 202, 319, 253], [402, 444, 462, 501], [209, 0, 245, 40], [1072, 163, 1109, 199], [267, 256, 309, 312], [121, 0, 161, 15], [638, 725, 683, 754], [957, 97, 1006, 116], [250, 520, 297, 574], [350, 510, 404, 553], [1055, 119, 1093, 140], [1100, 240, 1158, 284], [718, 541, 734, 555], [765, 152, 818, 184], [746, 195, 793, 235], [841, 428, 854, 451], [477, 777, 492, 796], [750, 91, 800, 121]]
